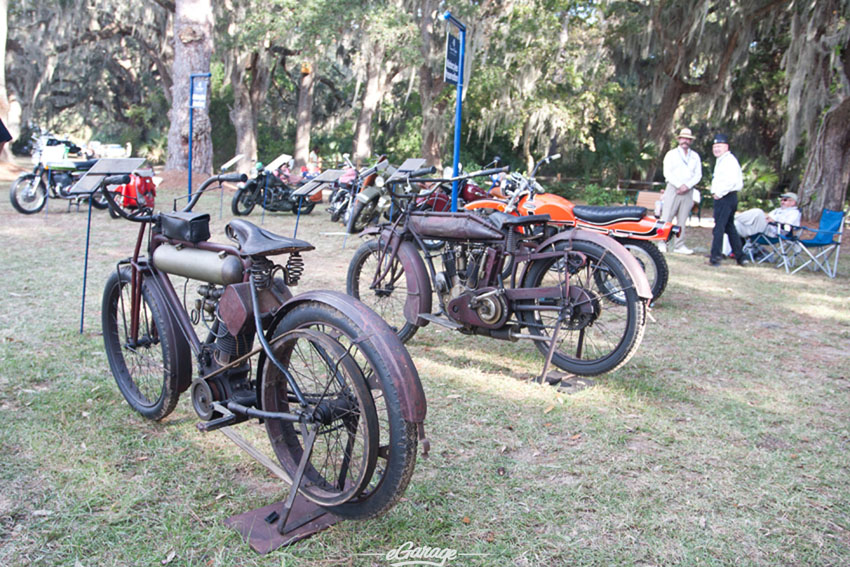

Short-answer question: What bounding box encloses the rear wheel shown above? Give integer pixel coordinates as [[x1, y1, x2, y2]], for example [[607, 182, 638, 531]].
[[268, 300, 419, 519], [347, 239, 419, 343], [613, 239, 668, 305], [261, 328, 379, 507], [101, 267, 188, 420], [9, 174, 47, 214], [519, 239, 646, 376], [292, 195, 316, 215]]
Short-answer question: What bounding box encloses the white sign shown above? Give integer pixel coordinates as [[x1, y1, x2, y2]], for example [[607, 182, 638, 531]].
[[191, 77, 209, 109]]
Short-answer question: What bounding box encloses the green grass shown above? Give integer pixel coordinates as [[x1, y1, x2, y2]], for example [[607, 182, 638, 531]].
[[1, 183, 849, 566]]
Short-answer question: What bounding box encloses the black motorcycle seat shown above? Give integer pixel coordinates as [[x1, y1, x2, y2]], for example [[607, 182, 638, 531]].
[[226, 219, 315, 257], [486, 211, 551, 231], [572, 205, 647, 224], [73, 159, 98, 171]]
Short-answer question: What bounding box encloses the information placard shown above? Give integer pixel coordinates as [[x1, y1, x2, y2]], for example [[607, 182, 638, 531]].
[[444, 33, 460, 85]]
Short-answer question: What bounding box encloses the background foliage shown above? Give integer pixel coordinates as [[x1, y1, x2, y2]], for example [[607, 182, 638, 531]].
[[4, 0, 849, 210]]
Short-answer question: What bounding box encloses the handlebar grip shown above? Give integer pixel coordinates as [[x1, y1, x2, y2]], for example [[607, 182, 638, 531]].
[[409, 166, 437, 178], [218, 172, 248, 183], [477, 166, 511, 177], [103, 174, 131, 186]]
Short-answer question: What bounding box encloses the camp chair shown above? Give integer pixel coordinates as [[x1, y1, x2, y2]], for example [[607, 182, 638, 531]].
[[779, 208, 845, 278], [742, 229, 785, 267]]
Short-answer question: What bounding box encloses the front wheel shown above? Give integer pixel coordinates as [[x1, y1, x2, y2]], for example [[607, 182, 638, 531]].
[[101, 267, 190, 420], [519, 239, 647, 376], [347, 196, 379, 233], [9, 174, 47, 214], [266, 300, 419, 519], [89, 190, 110, 210], [347, 239, 420, 343], [231, 184, 257, 216]]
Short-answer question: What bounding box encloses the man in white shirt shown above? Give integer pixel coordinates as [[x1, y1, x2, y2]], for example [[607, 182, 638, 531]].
[[709, 134, 746, 266], [660, 127, 702, 254], [722, 192, 802, 255]]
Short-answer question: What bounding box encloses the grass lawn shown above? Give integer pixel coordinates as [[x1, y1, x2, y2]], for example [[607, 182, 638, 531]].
[[1, 180, 849, 566]]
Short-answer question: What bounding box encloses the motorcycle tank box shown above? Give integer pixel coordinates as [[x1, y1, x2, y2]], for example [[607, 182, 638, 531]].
[[153, 244, 243, 285]]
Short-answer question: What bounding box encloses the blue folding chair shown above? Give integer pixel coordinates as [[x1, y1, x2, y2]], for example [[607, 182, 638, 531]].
[[742, 228, 784, 266], [779, 209, 845, 278]]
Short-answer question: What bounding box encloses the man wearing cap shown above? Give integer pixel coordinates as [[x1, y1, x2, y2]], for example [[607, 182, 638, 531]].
[[722, 192, 801, 255], [708, 134, 746, 266], [659, 127, 702, 254]]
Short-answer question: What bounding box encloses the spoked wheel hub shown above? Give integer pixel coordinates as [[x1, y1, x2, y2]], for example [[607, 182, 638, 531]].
[[564, 285, 602, 330]]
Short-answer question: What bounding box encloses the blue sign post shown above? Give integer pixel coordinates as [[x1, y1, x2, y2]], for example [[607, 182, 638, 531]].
[[188, 73, 211, 199], [443, 12, 466, 212]]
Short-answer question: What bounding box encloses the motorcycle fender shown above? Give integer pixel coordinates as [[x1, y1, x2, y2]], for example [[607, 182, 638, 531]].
[[355, 185, 381, 204], [463, 199, 507, 212], [376, 228, 432, 327], [536, 229, 653, 300], [268, 290, 427, 423]]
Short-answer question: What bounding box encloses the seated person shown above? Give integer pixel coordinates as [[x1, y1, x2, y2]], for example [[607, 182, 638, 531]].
[[723, 192, 801, 255]]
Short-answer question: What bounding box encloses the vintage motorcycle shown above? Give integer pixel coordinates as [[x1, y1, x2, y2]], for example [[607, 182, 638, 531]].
[[346, 162, 652, 378], [231, 153, 319, 216], [9, 156, 108, 214], [326, 154, 360, 223], [465, 155, 680, 303], [99, 172, 426, 532]]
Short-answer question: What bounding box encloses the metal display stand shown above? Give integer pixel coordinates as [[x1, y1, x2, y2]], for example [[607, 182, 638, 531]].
[[68, 158, 148, 333], [290, 169, 346, 239]]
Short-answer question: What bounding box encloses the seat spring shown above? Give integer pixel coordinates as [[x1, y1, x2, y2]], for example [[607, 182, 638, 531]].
[[285, 252, 304, 286]]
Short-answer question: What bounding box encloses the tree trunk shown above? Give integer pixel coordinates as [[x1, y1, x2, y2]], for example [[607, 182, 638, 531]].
[[293, 61, 315, 171], [165, 0, 214, 175], [798, 96, 850, 221], [417, 0, 446, 169], [0, 0, 10, 161], [229, 50, 271, 173], [352, 42, 387, 166], [644, 77, 686, 182]]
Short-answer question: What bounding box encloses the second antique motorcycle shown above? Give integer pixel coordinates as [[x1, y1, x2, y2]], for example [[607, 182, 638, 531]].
[[231, 153, 319, 216], [99, 171, 426, 532], [465, 155, 680, 303], [346, 163, 652, 378]]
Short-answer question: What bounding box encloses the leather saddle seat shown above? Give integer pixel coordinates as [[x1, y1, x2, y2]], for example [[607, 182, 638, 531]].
[[226, 219, 315, 257], [572, 205, 647, 224]]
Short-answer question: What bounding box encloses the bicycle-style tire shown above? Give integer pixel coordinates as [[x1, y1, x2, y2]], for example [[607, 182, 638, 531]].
[[346, 239, 420, 343], [268, 300, 418, 519], [9, 174, 47, 214], [520, 239, 647, 376], [101, 267, 188, 420]]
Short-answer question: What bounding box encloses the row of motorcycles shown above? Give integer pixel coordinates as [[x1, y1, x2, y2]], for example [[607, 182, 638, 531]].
[[326, 153, 678, 305]]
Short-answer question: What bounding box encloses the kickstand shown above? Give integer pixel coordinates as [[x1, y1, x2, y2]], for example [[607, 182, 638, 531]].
[[276, 422, 318, 535], [537, 311, 566, 384]]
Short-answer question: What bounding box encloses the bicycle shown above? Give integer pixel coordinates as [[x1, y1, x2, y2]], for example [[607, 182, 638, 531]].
[[98, 172, 426, 532], [346, 164, 653, 378]]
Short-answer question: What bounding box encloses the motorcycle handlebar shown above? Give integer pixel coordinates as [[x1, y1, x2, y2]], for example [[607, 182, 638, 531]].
[[182, 173, 248, 212]]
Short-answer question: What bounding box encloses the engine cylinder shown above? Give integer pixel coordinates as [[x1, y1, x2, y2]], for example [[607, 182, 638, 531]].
[[153, 243, 243, 285]]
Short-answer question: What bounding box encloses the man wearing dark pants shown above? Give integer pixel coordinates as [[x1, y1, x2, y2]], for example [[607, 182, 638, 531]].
[[708, 134, 746, 267]]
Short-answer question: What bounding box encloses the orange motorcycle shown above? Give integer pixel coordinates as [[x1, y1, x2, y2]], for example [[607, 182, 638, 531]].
[[465, 155, 680, 303]]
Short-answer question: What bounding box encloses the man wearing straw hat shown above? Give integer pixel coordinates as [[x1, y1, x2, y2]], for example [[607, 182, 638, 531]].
[[659, 127, 702, 254]]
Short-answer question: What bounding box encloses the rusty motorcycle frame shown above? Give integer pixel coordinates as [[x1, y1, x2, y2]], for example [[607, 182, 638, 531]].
[[98, 173, 426, 534]]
